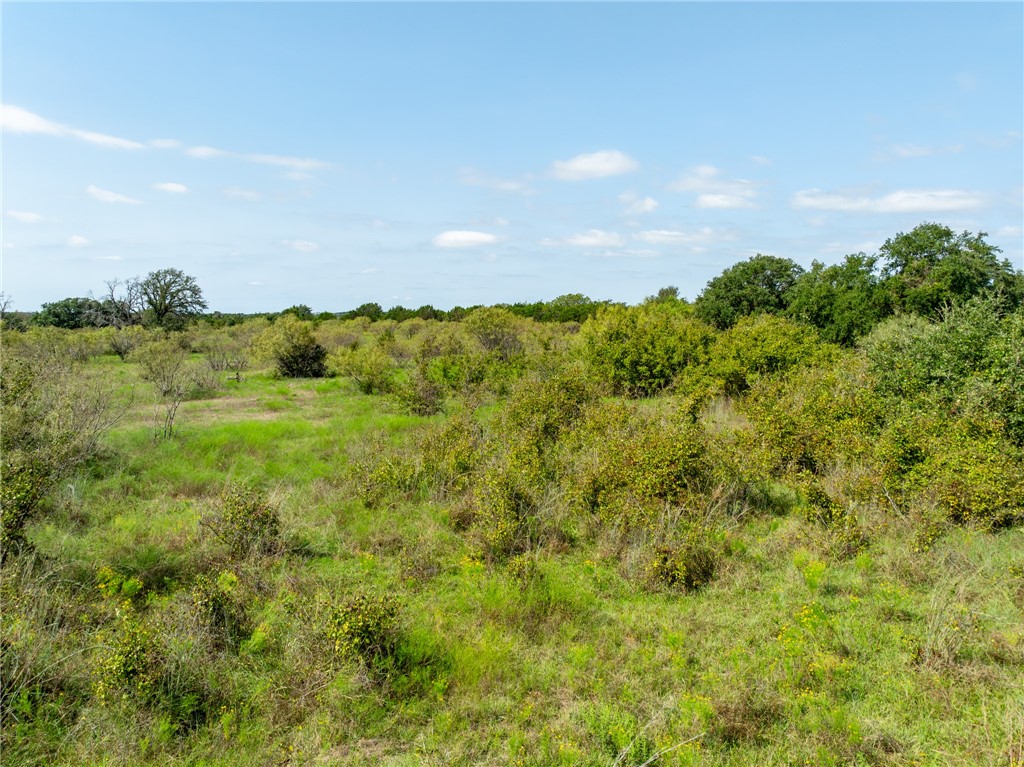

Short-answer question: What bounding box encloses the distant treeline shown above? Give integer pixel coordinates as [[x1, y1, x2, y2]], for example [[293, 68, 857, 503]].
[[10, 222, 1023, 348]]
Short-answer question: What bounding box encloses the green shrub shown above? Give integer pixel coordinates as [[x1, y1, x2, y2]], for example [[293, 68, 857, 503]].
[[561, 402, 714, 531], [703, 313, 835, 396], [580, 304, 712, 397], [93, 603, 219, 731], [417, 411, 482, 498], [463, 306, 524, 361], [191, 570, 250, 651], [474, 456, 545, 561], [331, 344, 395, 394], [253, 315, 328, 377], [647, 530, 722, 592], [1, 357, 125, 558], [739, 355, 879, 476], [392, 364, 445, 415], [93, 609, 162, 704], [201, 485, 281, 557], [325, 593, 401, 668]]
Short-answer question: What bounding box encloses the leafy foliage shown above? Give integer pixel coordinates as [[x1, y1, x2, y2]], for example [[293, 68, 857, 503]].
[[580, 303, 712, 397], [786, 254, 885, 345], [879, 222, 1023, 318], [201, 485, 281, 558], [694, 254, 804, 329]]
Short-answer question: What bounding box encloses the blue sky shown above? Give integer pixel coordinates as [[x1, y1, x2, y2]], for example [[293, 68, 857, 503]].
[[3, 2, 1022, 313]]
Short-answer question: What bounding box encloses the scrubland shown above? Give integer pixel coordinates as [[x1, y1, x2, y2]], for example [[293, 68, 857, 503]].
[[3, 291, 1023, 766]]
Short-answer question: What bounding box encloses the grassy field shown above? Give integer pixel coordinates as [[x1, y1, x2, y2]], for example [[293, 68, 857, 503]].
[[4, 343, 1023, 767]]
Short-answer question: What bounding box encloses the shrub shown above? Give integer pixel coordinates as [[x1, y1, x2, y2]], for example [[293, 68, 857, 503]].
[[561, 402, 714, 531], [738, 354, 879, 476], [392, 365, 445, 415], [417, 411, 482, 498], [201, 485, 281, 558], [253, 315, 328, 378], [93, 608, 162, 705], [647, 532, 721, 592], [580, 303, 712, 397], [463, 306, 524, 361], [110, 325, 148, 360], [191, 571, 251, 651], [325, 593, 401, 669], [1, 357, 125, 558], [330, 344, 395, 394], [474, 456, 545, 561], [703, 313, 835, 396]]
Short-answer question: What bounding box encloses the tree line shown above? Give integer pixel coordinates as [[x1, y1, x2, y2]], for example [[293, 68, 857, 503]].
[[15, 222, 1024, 342]]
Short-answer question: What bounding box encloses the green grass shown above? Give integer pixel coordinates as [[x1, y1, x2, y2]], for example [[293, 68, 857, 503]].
[[6, 361, 1023, 767]]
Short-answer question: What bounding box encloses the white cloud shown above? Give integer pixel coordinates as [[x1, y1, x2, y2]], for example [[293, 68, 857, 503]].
[[619, 192, 659, 214], [282, 239, 320, 252], [885, 143, 964, 160], [792, 188, 984, 213], [224, 187, 260, 201], [696, 193, 756, 210], [360, 267, 379, 274], [565, 230, 625, 247], [954, 73, 977, 92], [153, 182, 189, 194], [1, 104, 144, 149], [751, 155, 773, 166], [432, 230, 499, 248], [591, 248, 660, 259], [551, 150, 638, 180], [246, 154, 327, 172], [248, 281, 265, 286], [634, 227, 724, 246], [149, 138, 182, 149], [186, 145, 226, 159], [86, 185, 142, 205], [669, 164, 758, 207], [996, 226, 1023, 238], [458, 168, 531, 194], [6, 210, 44, 224], [67, 235, 90, 248]]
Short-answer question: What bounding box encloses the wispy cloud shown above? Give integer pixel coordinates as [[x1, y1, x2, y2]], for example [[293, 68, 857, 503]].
[[86, 185, 142, 205], [186, 145, 227, 159], [6, 210, 44, 224], [223, 187, 260, 201], [1, 104, 144, 150], [792, 188, 984, 213], [544, 230, 626, 247], [634, 228, 721, 246], [881, 143, 965, 160], [591, 248, 660, 259], [458, 167, 532, 194], [246, 153, 326, 172], [187, 145, 328, 173], [67, 235, 90, 248], [551, 150, 638, 180], [619, 192, 659, 215], [432, 230, 498, 248], [153, 182, 189, 194], [669, 164, 758, 208], [282, 239, 320, 252], [149, 138, 182, 149]]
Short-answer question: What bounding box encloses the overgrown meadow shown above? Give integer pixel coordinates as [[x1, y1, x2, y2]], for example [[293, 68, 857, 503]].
[[3, 228, 1024, 766]]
